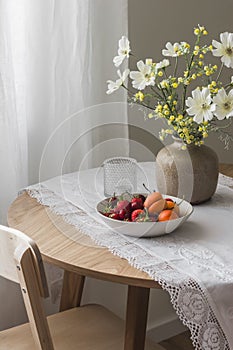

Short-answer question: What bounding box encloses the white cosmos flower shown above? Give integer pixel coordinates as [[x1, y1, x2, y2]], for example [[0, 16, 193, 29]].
[[130, 60, 155, 90], [212, 32, 233, 68], [231, 76, 233, 84], [186, 87, 215, 123], [106, 69, 130, 94], [156, 59, 170, 69], [113, 36, 131, 67], [162, 42, 180, 57], [213, 88, 233, 120]]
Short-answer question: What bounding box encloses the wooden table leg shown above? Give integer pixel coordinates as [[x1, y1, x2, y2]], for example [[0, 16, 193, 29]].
[[124, 285, 150, 350], [59, 271, 85, 311]]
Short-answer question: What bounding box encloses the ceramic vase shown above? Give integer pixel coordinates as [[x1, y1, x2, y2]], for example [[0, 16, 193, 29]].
[[155, 138, 219, 204]]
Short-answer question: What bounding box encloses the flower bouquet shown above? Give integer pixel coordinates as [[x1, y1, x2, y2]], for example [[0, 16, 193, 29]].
[[107, 25, 233, 150]]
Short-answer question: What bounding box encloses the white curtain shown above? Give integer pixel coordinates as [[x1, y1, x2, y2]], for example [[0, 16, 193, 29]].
[[0, 0, 128, 220], [0, 0, 128, 330], [0, 1, 28, 224]]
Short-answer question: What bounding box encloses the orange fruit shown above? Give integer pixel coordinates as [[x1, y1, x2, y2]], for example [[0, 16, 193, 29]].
[[165, 200, 175, 209], [158, 209, 179, 222]]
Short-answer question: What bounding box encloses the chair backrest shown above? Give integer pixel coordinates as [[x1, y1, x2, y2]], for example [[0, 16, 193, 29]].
[[0, 225, 54, 349]]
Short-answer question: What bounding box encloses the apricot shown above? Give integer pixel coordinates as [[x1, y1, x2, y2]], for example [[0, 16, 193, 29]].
[[144, 192, 163, 207], [147, 198, 166, 215], [158, 209, 179, 222], [144, 192, 166, 215]]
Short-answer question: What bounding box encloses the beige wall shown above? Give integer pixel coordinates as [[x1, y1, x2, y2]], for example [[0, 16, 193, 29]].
[[128, 0, 233, 163], [126, 0, 233, 339]]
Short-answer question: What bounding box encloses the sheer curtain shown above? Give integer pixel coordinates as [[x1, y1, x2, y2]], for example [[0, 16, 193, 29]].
[[0, 0, 128, 329], [0, 1, 28, 224]]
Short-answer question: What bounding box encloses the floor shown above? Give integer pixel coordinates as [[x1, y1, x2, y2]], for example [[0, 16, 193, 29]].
[[159, 331, 194, 350]]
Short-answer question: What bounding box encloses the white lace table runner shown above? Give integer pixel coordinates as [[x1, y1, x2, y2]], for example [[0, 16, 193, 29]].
[[24, 163, 233, 350]]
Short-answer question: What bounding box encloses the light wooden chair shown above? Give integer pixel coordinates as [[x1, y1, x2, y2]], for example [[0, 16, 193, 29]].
[[0, 225, 165, 350]]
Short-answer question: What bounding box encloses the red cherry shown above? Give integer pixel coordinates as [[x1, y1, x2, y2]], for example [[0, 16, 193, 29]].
[[102, 212, 111, 217], [136, 194, 146, 203], [118, 209, 127, 220], [110, 213, 120, 220], [131, 197, 143, 210], [131, 200, 143, 211], [165, 198, 174, 202]]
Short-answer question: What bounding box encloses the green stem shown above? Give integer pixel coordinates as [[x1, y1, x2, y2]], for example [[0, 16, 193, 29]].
[[150, 86, 164, 99], [173, 56, 178, 77], [122, 84, 135, 96], [224, 83, 233, 91], [182, 85, 188, 113], [163, 68, 169, 80], [130, 97, 156, 111], [224, 83, 232, 88], [216, 62, 224, 83], [182, 35, 201, 113], [129, 52, 140, 61], [122, 85, 159, 112], [159, 84, 174, 115]]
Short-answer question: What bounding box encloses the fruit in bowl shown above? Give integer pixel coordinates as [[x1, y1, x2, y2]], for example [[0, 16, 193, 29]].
[[99, 191, 182, 223], [96, 191, 193, 238]]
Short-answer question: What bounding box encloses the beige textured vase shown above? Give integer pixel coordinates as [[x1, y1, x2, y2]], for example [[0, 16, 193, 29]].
[[155, 138, 219, 204]]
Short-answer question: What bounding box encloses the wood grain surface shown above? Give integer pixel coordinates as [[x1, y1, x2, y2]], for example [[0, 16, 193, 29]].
[[219, 163, 233, 177], [8, 192, 160, 288]]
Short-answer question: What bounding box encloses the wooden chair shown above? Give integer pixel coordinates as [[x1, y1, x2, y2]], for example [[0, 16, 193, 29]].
[[0, 225, 165, 350]]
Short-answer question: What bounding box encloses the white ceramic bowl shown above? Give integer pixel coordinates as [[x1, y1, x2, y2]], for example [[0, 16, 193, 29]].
[[96, 195, 193, 238]]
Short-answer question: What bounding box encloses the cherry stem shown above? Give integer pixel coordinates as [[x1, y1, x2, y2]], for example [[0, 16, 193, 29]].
[[125, 191, 134, 199], [177, 196, 185, 206], [143, 183, 151, 193]]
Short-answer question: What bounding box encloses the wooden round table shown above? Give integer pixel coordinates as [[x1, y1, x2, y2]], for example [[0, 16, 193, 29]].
[[8, 164, 233, 350], [8, 193, 161, 350]]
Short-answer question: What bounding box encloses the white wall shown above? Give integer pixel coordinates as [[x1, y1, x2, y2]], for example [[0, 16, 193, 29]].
[[128, 0, 233, 164]]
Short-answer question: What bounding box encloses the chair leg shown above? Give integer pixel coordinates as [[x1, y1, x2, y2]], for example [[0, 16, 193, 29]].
[[124, 285, 150, 350], [59, 271, 85, 311]]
